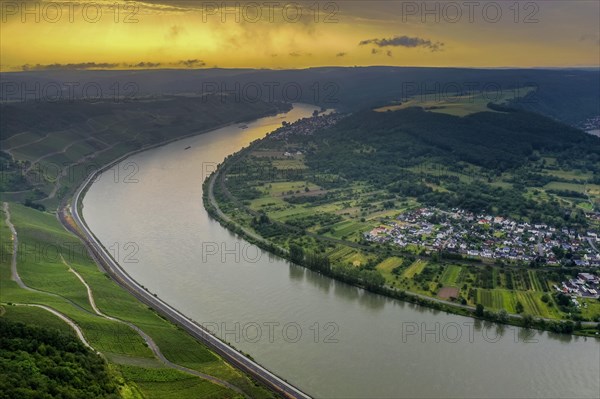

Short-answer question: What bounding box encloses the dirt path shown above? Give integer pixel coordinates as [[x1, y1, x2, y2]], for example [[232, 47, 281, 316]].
[[12, 303, 99, 354], [3, 202, 28, 290], [3, 201, 245, 395], [61, 257, 246, 395]]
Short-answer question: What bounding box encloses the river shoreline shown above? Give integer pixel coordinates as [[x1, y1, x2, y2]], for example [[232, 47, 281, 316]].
[[77, 103, 600, 398], [203, 134, 600, 338], [58, 106, 312, 399]]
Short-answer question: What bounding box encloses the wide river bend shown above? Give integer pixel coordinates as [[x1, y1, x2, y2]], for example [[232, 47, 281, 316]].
[[83, 104, 600, 398]]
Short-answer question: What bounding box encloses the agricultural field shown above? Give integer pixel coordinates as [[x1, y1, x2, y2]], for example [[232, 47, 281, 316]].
[[439, 265, 463, 287], [374, 86, 537, 117], [211, 106, 600, 333], [117, 366, 232, 399], [0, 97, 286, 211], [0, 203, 273, 399], [375, 257, 404, 279], [402, 260, 428, 279]]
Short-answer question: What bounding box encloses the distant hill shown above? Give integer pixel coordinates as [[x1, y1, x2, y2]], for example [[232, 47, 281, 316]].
[[2, 67, 598, 126], [308, 107, 600, 179], [296, 107, 600, 225]]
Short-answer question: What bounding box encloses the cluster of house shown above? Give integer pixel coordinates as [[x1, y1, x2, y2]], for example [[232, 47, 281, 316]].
[[269, 113, 344, 140], [365, 207, 600, 266], [589, 212, 600, 224], [557, 272, 599, 301], [580, 115, 600, 132]]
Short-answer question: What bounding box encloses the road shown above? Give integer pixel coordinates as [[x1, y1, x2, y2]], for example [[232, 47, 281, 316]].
[[63, 162, 312, 399]]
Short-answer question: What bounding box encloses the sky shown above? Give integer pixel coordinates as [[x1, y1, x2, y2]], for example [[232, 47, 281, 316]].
[[1, 0, 599, 71]]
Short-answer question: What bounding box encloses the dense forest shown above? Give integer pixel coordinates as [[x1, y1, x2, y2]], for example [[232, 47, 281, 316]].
[[0, 319, 119, 399], [7, 67, 598, 125], [300, 107, 600, 226]]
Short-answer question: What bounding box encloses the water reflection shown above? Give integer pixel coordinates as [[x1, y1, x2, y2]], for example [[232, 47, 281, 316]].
[[357, 291, 386, 311], [332, 280, 361, 301], [288, 263, 305, 281], [304, 270, 332, 295]]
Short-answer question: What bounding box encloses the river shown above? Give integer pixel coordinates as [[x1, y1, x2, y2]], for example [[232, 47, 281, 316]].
[[82, 103, 600, 398]]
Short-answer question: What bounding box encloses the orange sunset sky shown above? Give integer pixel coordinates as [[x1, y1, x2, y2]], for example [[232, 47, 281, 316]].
[[1, 0, 599, 71]]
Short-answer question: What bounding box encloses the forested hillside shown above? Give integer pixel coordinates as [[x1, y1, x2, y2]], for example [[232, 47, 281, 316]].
[[299, 107, 600, 226], [0, 318, 119, 399]]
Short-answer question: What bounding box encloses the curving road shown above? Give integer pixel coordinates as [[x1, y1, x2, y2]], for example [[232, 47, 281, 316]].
[[62, 158, 312, 399]]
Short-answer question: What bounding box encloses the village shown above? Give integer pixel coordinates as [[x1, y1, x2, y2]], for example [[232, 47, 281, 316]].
[[366, 207, 600, 268], [557, 272, 600, 304], [268, 111, 345, 141]]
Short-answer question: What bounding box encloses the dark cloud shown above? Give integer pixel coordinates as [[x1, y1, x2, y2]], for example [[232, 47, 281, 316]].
[[371, 48, 380, 55], [386, 50, 393, 57], [21, 62, 120, 71], [130, 62, 161, 68], [177, 59, 206, 68], [360, 35, 444, 52], [19, 60, 204, 71], [336, 52, 347, 57]]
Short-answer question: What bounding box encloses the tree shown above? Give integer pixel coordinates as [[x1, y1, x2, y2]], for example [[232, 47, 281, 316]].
[[562, 321, 574, 334], [360, 269, 385, 289], [0, 319, 118, 398], [289, 243, 304, 264], [515, 301, 524, 313], [475, 303, 484, 317], [497, 309, 509, 323], [522, 314, 534, 328]]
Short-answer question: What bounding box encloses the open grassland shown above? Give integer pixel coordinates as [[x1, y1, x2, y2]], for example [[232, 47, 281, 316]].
[[271, 158, 307, 170], [374, 86, 537, 117], [375, 257, 404, 281], [402, 260, 427, 279], [0, 203, 273, 399], [439, 265, 463, 287]]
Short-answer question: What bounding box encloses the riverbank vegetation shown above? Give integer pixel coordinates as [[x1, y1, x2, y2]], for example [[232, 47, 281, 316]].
[[206, 106, 600, 336]]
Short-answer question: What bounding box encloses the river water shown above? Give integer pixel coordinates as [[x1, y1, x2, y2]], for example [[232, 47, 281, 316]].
[[83, 103, 599, 398]]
